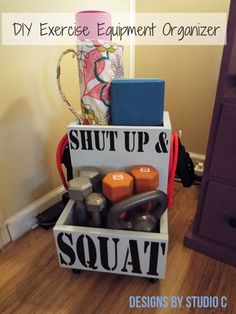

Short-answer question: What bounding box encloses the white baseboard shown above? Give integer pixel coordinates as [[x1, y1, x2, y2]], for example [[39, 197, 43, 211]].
[[189, 152, 206, 176], [189, 152, 205, 164], [5, 185, 65, 242], [0, 224, 11, 249]]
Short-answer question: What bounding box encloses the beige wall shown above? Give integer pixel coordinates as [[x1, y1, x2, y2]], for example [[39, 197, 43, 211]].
[[0, 0, 231, 221], [135, 0, 230, 154], [0, 0, 130, 220]]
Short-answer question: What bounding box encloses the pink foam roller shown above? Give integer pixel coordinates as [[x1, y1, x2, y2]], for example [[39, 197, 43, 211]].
[[74, 10, 124, 125], [57, 11, 123, 124], [75, 10, 112, 43]]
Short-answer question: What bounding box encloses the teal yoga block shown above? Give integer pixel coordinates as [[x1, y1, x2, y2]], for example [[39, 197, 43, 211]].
[[110, 79, 165, 126]]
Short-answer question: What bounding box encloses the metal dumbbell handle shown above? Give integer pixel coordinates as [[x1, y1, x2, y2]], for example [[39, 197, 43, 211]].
[[73, 201, 89, 226], [107, 190, 168, 230], [91, 212, 103, 227]]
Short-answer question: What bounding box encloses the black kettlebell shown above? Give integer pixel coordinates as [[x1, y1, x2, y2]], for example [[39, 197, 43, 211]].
[[107, 190, 168, 232]]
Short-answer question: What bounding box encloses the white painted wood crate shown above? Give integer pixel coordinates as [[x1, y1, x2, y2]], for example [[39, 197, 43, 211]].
[[54, 200, 168, 279], [53, 112, 171, 279]]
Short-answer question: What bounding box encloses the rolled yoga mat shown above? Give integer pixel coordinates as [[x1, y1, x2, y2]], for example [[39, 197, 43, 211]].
[[75, 11, 124, 125]]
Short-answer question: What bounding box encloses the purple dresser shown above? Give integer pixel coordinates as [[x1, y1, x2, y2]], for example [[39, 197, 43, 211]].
[[184, 0, 236, 266]]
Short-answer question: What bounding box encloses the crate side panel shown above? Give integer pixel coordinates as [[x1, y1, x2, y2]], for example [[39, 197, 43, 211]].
[[53, 228, 168, 278]]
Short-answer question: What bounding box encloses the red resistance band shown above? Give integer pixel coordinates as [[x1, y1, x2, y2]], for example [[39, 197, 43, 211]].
[[56, 134, 69, 190], [168, 132, 179, 209]]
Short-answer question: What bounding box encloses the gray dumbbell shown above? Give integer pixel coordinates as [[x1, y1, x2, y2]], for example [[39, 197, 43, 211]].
[[78, 166, 100, 186], [68, 177, 93, 201], [85, 193, 106, 227], [73, 201, 89, 226]]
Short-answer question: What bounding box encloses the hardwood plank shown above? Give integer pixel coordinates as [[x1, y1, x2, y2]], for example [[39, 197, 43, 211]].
[[0, 183, 235, 314]]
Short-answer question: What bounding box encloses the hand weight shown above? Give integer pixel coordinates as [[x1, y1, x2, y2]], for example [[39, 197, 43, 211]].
[[107, 190, 168, 232], [85, 193, 106, 227], [102, 172, 133, 203]]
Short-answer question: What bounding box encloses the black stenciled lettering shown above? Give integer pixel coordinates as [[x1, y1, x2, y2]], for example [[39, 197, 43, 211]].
[[107, 131, 118, 151], [144, 241, 159, 276], [80, 130, 93, 150], [97, 236, 120, 271], [76, 235, 97, 269], [111, 238, 120, 270], [155, 132, 168, 153], [161, 243, 166, 255], [94, 130, 105, 151], [86, 235, 98, 269], [124, 131, 136, 152], [76, 235, 87, 268], [69, 129, 79, 150], [97, 236, 109, 270], [137, 132, 149, 152], [57, 232, 75, 266], [121, 240, 142, 274]]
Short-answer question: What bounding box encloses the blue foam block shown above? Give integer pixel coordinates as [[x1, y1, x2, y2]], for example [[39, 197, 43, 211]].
[[111, 78, 165, 126]]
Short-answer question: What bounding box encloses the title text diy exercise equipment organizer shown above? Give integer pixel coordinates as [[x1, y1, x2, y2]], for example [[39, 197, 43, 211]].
[[53, 112, 171, 280]]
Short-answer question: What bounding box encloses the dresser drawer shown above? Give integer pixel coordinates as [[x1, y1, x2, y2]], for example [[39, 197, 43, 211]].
[[199, 181, 236, 249], [209, 103, 236, 182]]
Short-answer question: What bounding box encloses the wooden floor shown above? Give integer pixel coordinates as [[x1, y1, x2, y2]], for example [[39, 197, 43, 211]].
[[0, 183, 235, 314]]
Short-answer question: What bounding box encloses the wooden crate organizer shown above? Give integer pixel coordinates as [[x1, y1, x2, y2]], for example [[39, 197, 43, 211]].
[[53, 112, 171, 279]]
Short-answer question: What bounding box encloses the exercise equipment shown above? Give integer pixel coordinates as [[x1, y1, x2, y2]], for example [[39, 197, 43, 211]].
[[73, 201, 89, 226], [68, 177, 93, 201], [57, 11, 124, 125], [107, 190, 168, 232], [56, 134, 70, 190], [111, 79, 165, 126], [78, 166, 100, 186], [167, 132, 179, 208], [85, 193, 106, 227], [102, 172, 133, 203], [130, 165, 159, 193]]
